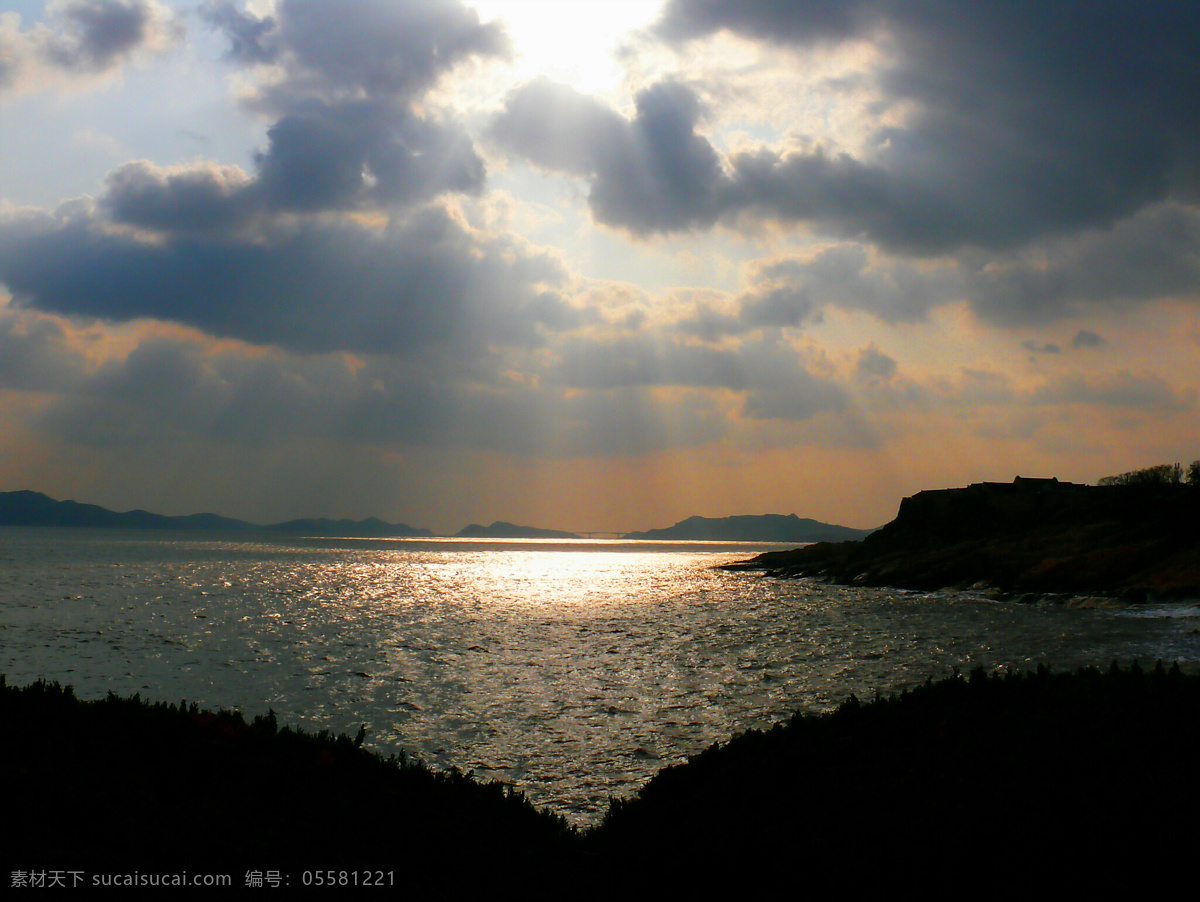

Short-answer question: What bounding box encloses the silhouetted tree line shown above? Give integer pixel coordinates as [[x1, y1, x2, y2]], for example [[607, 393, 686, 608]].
[[1099, 460, 1200, 486], [6, 663, 1200, 889]]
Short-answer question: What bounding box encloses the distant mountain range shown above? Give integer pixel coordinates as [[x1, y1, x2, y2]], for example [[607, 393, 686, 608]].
[[0, 490, 432, 537], [0, 490, 869, 542], [622, 514, 873, 543]]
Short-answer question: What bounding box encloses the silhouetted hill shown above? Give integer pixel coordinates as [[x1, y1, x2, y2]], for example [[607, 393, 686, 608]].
[[0, 491, 432, 537], [593, 662, 1199, 888], [6, 664, 1196, 888], [2, 678, 578, 884], [455, 521, 581, 539], [0, 490, 250, 531], [623, 513, 871, 542], [726, 477, 1200, 599]]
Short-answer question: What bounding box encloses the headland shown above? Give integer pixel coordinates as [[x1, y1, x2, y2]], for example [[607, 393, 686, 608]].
[[724, 476, 1200, 600]]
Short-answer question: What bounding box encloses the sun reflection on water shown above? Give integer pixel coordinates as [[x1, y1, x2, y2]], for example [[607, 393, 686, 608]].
[[2, 530, 1198, 827]]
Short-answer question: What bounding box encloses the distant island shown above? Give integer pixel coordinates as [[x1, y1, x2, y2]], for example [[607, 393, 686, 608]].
[[622, 513, 873, 543], [725, 473, 1200, 600], [455, 521, 581, 539]]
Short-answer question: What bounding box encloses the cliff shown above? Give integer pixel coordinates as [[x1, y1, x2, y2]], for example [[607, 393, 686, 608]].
[[726, 477, 1200, 599]]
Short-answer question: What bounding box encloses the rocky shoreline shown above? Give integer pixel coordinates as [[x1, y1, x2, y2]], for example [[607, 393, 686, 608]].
[[723, 477, 1200, 600]]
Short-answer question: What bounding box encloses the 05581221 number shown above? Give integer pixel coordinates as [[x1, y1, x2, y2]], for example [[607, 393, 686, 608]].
[[301, 871, 394, 886]]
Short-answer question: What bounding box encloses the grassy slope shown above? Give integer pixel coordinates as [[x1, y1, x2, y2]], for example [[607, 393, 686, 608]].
[[5, 664, 1199, 889]]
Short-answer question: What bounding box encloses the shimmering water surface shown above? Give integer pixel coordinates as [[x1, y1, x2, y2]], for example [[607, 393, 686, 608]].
[[3, 527, 1198, 826]]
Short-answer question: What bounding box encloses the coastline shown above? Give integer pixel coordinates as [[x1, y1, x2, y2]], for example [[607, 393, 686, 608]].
[[724, 479, 1200, 601]]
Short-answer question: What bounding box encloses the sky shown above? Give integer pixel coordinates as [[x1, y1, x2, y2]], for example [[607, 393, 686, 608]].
[[0, 0, 1197, 534]]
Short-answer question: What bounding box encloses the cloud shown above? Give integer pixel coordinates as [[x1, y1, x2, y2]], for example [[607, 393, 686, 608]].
[[1032, 371, 1196, 414], [252, 102, 487, 211], [0, 314, 731, 461], [0, 2, 544, 354], [1021, 340, 1061, 356], [0, 199, 576, 358], [0, 301, 88, 392], [36, 335, 461, 450], [202, 0, 509, 108], [493, 1, 1200, 254], [0, 0, 178, 93], [490, 78, 726, 234], [1070, 330, 1107, 350], [672, 203, 1200, 333], [732, 1, 1198, 249], [195, 0, 508, 215], [549, 334, 750, 391], [854, 344, 896, 383], [672, 243, 959, 337], [100, 160, 255, 234], [655, 0, 866, 46], [98, 108, 485, 230], [541, 325, 848, 424], [967, 203, 1200, 325]]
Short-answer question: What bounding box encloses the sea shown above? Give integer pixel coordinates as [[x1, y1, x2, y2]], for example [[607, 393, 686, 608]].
[[3, 526, 1198, 827]]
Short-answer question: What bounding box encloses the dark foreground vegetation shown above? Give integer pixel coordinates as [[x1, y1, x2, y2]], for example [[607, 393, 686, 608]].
[[1, 678, 580, 889], [5, 663, 1199, 890]]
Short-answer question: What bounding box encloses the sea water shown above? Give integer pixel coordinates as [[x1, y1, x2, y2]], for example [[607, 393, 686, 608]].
[[2, 527, 1198, 826]]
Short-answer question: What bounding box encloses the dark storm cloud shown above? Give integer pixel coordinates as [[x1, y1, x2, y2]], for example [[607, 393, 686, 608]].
[[0, 3, 548, 371], [685, 0, 1200, 251], [198, 0, 275, 66], [41, 0, 168, 73], [0, 306, 87, 392], [252, 102, 486, 210], [0, 0, 177, 90], [721, 149, 941, 250], [967, 204, 1200, 325], [490, 78, 725, 233], [499, 1, 1200, 253], [196, 0, 506, 214], [655, 0, 865, 45], [202, 0, 509, 106], [0, 202, 576, 357], [674, 243, 957, 338], [100, 161, 254, 234], [99, 106, 484, 227]]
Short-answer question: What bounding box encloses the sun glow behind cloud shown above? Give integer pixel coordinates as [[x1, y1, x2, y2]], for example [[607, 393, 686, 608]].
[[466, 0, 665, 98]]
